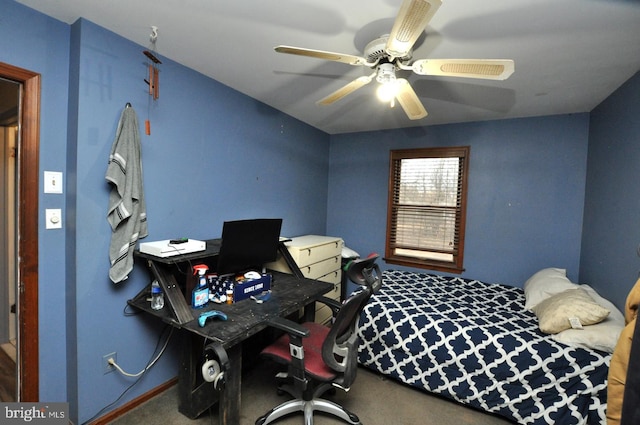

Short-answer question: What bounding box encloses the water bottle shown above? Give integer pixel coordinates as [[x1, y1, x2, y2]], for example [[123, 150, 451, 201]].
[[151, 280, 164, 310]]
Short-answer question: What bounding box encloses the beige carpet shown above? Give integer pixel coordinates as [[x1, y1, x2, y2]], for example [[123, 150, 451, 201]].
[[0, 344, 16, 402], [109, 361, 514, 425]]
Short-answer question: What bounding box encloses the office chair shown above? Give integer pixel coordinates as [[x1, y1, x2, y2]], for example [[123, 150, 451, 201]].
[[256, 255, 382, 425]]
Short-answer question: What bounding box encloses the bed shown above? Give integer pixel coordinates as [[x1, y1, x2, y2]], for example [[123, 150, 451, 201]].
[[357, 269, 622, 425]]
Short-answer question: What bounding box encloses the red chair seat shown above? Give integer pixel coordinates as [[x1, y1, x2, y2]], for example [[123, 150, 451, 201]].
[[261, 322, 337, 381]]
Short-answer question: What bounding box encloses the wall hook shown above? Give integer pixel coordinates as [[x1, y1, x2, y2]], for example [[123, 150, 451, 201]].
[[150, 26, 159, 44]]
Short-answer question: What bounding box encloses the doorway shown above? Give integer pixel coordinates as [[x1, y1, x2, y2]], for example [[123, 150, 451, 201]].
[[0, 61, 40, 402], [0, 76, 19, 401]]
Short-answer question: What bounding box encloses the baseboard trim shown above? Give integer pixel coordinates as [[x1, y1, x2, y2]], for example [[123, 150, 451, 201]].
[[88, 377, 178, 424]]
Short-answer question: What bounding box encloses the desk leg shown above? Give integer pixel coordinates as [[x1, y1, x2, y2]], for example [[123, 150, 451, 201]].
[[220, 343, 242, 425], [178, 332, 218, 419], [302, 302, 316, 323]]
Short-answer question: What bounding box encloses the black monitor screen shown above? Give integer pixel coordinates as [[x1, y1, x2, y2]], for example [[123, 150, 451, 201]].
[[215, 218, 283, 275]]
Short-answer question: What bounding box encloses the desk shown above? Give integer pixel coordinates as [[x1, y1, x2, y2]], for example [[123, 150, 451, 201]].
[[128, 241, 333, 424]]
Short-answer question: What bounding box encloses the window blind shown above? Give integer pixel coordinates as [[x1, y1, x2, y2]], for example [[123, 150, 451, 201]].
[[387, 147, 468, 269]]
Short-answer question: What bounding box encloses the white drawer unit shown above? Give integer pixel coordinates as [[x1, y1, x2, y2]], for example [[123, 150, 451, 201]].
[[266, 235, 343, 325], [285, 236, 343, 268], [315, 269, 342, 325], [298, 255, 341, 280]]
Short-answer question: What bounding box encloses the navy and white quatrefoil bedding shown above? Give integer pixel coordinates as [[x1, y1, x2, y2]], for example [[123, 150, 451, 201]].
[[357, 270, 609, 425]]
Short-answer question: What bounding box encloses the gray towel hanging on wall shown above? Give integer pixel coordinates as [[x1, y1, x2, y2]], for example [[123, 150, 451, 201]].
[[105, 104, 148, 283]]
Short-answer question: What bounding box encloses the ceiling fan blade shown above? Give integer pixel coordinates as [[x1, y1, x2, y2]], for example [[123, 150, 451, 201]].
[[394, 79, 428, 120], [412, 59, 515, 80], [275, 45, 369, 66], [385, 0, 442, 58], [317, 74, 375, 105]]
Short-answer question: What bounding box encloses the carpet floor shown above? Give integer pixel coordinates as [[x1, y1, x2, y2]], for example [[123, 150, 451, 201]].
[[0, 346, 16, 402], [108, 361, 514, 425]]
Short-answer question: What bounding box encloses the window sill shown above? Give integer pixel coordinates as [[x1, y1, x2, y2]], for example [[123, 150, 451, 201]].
[[384, 256, 464, 275]]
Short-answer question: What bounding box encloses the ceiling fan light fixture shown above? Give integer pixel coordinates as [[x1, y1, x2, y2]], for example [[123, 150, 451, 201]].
[[375, 63, 399, 102], [377, 81, 399, 103], [376, 63, 396, 84]]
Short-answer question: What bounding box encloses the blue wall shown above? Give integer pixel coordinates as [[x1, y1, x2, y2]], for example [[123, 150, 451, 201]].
[[328, 115, 589, 292], [3, 0, 639, 422], [66, 19, 330, 424], [580, 71, 640, 309], [1, 0, 71, 405], [3, 2, 330, 423]]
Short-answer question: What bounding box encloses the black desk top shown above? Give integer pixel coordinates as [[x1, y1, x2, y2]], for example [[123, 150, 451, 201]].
[[128, 271, 333, 348]]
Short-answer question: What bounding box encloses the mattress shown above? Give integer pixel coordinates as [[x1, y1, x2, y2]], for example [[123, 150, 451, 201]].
[[357, 270, 609, 424]]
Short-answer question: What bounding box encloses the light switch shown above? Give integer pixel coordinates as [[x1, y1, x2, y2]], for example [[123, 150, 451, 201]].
[[45, 209, 62, 229], [44, 171, 63, 194]]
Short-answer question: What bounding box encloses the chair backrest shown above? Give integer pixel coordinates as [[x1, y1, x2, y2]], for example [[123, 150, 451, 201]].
[[321, 255, 381, 388], [346, 254, 382, 293]]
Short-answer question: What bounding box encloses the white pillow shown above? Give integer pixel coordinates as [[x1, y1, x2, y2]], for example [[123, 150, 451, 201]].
[[523, 268, 576, 310], [531, 288, 610, 334], [551, 284, 625, 353]]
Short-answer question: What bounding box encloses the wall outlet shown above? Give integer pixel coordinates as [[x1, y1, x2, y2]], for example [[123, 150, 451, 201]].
[[102, 352, 117, 374]]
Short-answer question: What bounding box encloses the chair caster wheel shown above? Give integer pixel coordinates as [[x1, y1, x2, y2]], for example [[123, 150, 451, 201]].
[[348, 412, 361, 423]]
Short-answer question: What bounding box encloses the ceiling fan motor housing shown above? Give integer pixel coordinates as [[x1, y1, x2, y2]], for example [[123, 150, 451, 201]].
[[364, 35, 412, 64], [364, 36, 387, 62]]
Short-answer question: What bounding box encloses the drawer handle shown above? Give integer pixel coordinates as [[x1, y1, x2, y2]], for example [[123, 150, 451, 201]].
[[306, 249, 311, 256]]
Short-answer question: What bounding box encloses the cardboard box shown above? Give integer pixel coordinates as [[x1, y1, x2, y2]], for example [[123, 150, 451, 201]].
[[233, 274, 271, 302]]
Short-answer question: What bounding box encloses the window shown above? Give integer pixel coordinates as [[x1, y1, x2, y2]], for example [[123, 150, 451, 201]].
[[385, 146, 469, 273]]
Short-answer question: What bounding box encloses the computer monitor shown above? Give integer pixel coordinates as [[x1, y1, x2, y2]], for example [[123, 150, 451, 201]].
[[215, 218, 283, 276]]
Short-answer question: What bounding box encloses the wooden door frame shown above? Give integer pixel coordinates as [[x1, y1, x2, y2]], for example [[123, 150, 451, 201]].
[[0, 61, 40, 401]]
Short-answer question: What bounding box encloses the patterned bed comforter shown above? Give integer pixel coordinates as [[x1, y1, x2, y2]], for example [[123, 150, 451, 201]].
[[357, 270, 609, 424]]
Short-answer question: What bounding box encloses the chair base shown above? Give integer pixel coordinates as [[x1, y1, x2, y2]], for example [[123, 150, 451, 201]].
[[256, 398, 361, 425]]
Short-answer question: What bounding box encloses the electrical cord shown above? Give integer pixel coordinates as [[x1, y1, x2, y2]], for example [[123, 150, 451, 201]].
[[109, 326, 174, 377], [82, 324, 174, 424], [123, 303, 142, 316], [163, 242, 195, 276]]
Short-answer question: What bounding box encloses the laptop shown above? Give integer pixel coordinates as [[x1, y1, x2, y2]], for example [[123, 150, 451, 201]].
[[215, 218, 283, 276]]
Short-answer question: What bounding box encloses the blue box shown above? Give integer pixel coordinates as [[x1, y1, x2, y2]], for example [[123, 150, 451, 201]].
[[233, 274, 271, 302]]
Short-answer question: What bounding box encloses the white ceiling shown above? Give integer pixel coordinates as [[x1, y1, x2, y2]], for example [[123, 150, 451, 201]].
[[16, 0, 640, 134]]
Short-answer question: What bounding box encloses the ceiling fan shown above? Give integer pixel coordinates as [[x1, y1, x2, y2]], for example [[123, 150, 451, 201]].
[[275, 0, 514, 120]]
